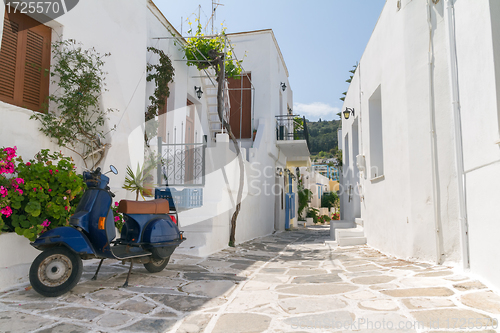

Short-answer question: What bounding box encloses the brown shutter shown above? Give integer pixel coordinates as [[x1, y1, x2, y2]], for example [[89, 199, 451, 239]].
[[0, 18, 19, 102], [22, 29, 44, 106], [0, 11, 51, 112], [228, 73, 252, 139]]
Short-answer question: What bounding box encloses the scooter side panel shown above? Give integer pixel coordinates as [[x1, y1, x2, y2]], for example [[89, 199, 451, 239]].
[[31, 227, 95, 255], [143, 217, 180, 244]]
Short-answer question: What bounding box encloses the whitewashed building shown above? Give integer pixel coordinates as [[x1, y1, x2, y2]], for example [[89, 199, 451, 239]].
[[339, 0, 500, 291], [0, 1, 309, 288]]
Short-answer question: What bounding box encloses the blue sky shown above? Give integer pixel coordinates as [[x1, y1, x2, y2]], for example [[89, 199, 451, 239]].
[[155, 0, 386, 121]]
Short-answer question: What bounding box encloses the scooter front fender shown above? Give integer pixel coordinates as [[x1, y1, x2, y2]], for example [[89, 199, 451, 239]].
[[31, 227, 95, 255]]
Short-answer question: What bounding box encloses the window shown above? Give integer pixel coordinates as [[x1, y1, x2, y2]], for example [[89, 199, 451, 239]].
[[228, 73, 251, 139], [0, 11, 51, 112], [368, 85, 384, 179]]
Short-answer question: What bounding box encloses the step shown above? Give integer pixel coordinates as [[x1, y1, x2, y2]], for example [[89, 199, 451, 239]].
[[355, 218, 364, 227], [336, 227, 365, 239], [338, 236, 367, 247], [330, 220, 356, 240]]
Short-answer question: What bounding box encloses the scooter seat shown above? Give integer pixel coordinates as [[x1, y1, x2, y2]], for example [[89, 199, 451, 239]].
[[118, 199, 170, 214]]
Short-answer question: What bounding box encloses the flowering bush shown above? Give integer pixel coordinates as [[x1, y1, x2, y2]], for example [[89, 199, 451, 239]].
[[331, 212, 340, 220], [318, 214, 331, 224], [0, 147, 85, 241], [112, 201, 124, 231]]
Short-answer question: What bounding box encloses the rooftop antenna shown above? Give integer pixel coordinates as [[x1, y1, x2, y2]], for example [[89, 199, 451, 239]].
[[208, 0, 224, 34]]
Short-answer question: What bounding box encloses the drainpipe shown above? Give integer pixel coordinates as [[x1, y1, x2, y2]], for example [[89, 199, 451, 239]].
[[427, 0, 445, 265], [444, 0, 470, 269]]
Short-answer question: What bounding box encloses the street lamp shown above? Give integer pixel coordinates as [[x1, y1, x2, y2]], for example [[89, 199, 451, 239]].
[[194, 86, 203, 99], [343, 107, 355, 120]]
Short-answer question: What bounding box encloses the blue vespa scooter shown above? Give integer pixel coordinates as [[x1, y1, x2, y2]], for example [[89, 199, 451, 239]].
[[29, 166, 184, 297]]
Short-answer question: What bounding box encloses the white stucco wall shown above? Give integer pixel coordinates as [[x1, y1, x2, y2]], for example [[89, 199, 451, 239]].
[[340, 0, 500, 291], [340, 0, 462, 263], [453, 0, 500, 290]]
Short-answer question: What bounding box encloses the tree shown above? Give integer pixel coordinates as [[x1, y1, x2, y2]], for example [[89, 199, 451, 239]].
[[178, 22, 244, 247]]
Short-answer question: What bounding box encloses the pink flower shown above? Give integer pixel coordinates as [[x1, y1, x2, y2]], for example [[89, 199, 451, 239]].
[[41, 219, 51, 227], [49, 170, 53, 175], [115, 202, 119, 207], [55, 170, 59, 173], [0, 186, 7, 198], [33, 188, 37, 192], [63, 196, 67, 200], [48, 189, 52, 192], [15, 178, 24, 185], [0, 206, 12, 218], [114, 216, 120, 222], [64, 206, 69, 211], [26, 162, 31, 166], [16, 189, 23, 195]]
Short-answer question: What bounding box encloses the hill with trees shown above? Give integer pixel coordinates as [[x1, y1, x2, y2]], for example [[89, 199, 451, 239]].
[[306, 118, 340, 157]]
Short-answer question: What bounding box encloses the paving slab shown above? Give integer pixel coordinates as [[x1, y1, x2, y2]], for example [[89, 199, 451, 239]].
[[453, 280, 488, 291], [461, 291, 500, 314], [402, 297, 456, 309], [278, 296, 347, 314], [411, 308, 494, 329], [0, 311, 55, 332], [380, 287, 455, 297], [212, 313, 271, 333], [350, 275, 396, 285]]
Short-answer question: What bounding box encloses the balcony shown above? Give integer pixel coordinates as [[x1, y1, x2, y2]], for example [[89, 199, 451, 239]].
[[275, 115, 311, 166]]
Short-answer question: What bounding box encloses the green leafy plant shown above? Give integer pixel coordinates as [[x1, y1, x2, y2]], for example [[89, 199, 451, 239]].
[[331, 212, 340, 220], [306, 207, 320, 224], [319, 214, 331, 224], [123, 163, 156, 201], [145, 47, 175, 146], [31, 40, 116, 170], [296, 169, 312, 219], [181, 21, 242, 78], [321, 191, 339, 209], [1, 147, 85, 240]]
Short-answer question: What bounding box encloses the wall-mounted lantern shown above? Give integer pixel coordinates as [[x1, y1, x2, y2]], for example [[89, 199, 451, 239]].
[[343, 107, 355, 120], [276, 167, 284, 177], [280, 82, 287, 91], [194, 86, 203, 99]]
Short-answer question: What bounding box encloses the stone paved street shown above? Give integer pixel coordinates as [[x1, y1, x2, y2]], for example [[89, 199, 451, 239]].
[[1, 226, 500, 332]]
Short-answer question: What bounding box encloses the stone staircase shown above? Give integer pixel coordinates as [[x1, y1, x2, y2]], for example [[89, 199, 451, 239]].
[[329, 218, 367, 247], [201, 73, 230, 142]]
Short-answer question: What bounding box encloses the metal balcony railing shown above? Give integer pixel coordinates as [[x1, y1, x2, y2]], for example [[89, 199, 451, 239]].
[[275, 115, 310, 152]]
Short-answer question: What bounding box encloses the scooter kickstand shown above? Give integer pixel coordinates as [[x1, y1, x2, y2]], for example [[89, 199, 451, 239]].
[[122, 261, 134, 288], [91, 259, 104, 280]]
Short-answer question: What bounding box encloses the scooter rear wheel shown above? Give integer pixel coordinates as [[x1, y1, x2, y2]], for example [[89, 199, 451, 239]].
[[29, 246, 83, 297], [144, 256, 170, 273]]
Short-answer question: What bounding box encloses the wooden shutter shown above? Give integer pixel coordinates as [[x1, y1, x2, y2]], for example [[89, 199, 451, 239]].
[[0, 18, 19, 102], [228, 73, 252, 139], [0, 10, 51, 112]]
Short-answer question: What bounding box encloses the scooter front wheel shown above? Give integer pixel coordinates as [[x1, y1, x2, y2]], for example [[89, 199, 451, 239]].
[[144, 256, 170, 273], [29, 246, 83, 297]]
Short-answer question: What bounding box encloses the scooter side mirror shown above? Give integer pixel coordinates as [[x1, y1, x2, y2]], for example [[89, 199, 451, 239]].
[[109, 165, 118, 175]]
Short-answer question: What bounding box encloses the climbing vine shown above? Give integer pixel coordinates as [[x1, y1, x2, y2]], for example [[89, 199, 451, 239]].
[[31, 40, 116, 170], [145, 47, 175, 146], [181, 21, 242, 78]]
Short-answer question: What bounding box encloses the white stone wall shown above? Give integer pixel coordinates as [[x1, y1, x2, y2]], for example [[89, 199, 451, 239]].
[[340, 0, 500, 291]]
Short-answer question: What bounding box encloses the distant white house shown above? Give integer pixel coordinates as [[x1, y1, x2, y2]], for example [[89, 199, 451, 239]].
[[0, 0, 310, 288], [339, 0, 500, 291]]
